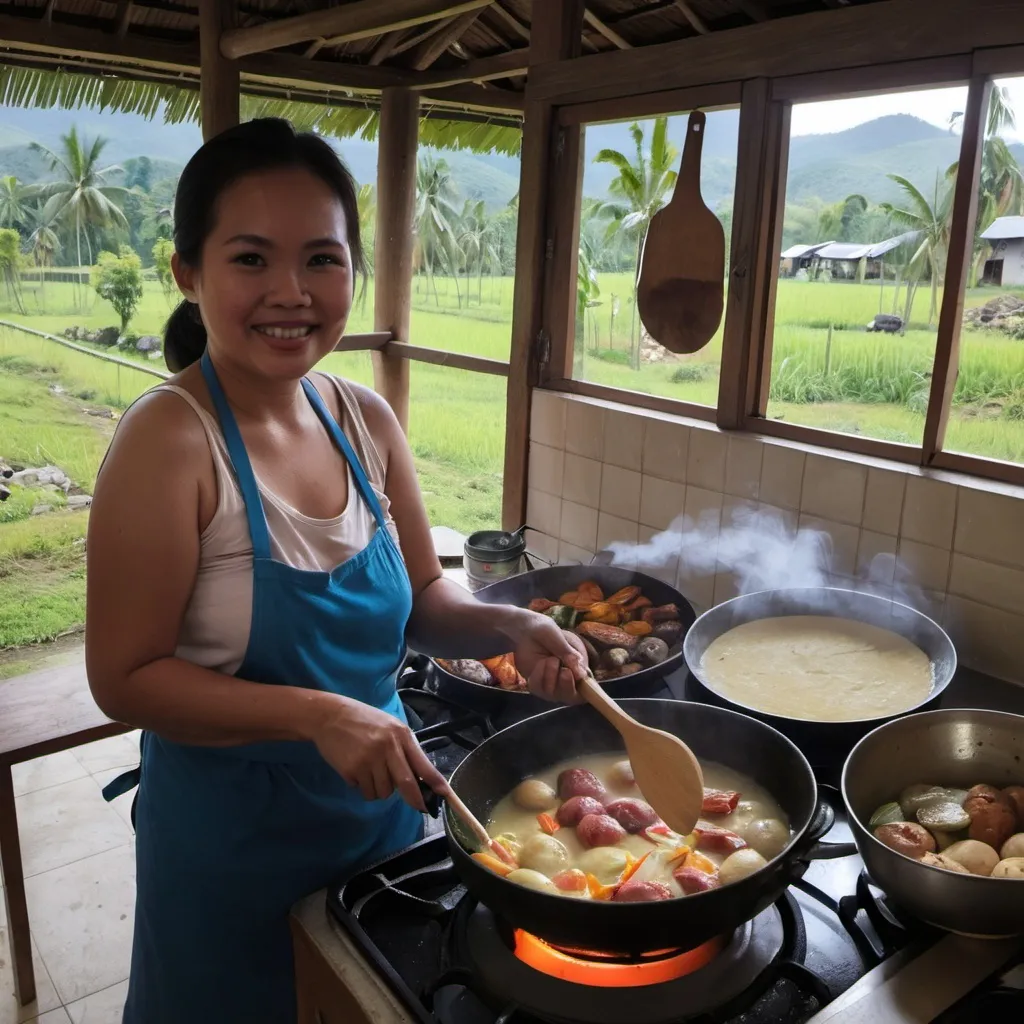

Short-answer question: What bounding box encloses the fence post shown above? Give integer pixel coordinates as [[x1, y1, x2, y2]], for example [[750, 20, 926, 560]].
[[824, 324, 833, 376]]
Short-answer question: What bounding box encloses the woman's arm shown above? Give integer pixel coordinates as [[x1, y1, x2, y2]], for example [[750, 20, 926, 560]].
[[354, 386, 586, 701]]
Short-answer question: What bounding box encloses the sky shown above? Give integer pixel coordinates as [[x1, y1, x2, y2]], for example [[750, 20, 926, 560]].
[[790, 77, 1024, 141]]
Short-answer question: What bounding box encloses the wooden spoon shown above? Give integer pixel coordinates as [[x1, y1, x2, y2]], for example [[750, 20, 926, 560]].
[[636, 109, 725, 355], [578, 673, 704, 836], [442, 781, 517, 866]]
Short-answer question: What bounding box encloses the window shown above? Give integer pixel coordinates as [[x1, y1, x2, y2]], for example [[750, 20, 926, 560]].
[[571, 107, 739, 406], [942, 76, 1024, 466], [764, 85, 970, 448]]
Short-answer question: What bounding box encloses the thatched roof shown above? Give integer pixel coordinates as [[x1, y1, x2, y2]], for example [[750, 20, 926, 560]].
[[0, 1, 893, 154]]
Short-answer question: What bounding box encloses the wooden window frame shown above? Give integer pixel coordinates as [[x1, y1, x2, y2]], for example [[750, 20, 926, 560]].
[[536, 48, 1024, 493]]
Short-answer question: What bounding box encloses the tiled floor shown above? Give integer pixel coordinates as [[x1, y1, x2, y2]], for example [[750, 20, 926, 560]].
[[2, 733, 140, 1024]]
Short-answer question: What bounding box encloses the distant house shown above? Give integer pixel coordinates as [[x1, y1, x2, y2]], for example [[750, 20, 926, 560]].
[[780, 234, 916, 281], [979, 216, 1024, 286], [780, 242, 832, 277]]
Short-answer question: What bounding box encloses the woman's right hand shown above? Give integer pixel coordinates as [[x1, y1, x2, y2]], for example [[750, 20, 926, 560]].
[[311, 695, 447, 812]]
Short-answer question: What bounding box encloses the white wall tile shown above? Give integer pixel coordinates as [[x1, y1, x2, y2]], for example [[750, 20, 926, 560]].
[[760, 444, 805, 510], [603, 409, 646, 469], [564, 401, 605, 460], [529, 443, 564, 497], [902, 476, 957, 550], [642, 419, 689, 483], [526, 488, 561, 539], [562, 452, 602, 508], [559, 499, 598, 550], [955, 487, 1024, 569], [530, 390, 566, 448], [801, 453, 866, 526], [724, 435, 763, 499], [599, 464, 642, 521], [862, 468, 905, 536]]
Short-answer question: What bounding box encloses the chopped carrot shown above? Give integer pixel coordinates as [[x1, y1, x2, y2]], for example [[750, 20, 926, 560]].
[[537, 812, 560, 835], [667, 846, 691, 867], [472, 852, 513, 877], [689, 850, 717, 874], [586, 873, 617, 900], [618, 852, 650, 884], [488, 839, 518, 867]]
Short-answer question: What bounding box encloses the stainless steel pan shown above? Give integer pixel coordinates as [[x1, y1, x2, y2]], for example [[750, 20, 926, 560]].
[[842, 708, 1024, 937]]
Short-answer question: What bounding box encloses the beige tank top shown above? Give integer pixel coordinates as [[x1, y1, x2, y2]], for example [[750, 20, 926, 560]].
[[154, 375, 399, 676]]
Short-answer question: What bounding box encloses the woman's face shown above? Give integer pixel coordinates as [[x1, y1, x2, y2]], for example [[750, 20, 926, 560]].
[[173, 166, 355, 381]]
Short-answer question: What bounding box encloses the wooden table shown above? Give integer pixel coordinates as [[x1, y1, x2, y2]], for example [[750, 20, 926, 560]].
[[0, 659, 130, 1006]]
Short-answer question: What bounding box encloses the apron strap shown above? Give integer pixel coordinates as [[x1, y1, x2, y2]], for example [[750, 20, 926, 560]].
[[300, 377, 390, 530], [199, 351, 273, 560]]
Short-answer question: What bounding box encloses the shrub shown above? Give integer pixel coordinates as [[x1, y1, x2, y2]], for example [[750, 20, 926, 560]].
[[91, 245, 144, 334], [671, 363, 714, 384], [152, 238, 176, 306]]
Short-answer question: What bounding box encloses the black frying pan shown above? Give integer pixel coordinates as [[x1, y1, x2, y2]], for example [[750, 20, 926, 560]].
[[427, 565, 696, 714], [443, 699, 852, 955]]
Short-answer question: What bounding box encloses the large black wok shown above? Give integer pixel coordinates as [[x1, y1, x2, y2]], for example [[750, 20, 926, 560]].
[[684, 588, 956, 776], [428, 565, 696, 714], [444, 699, 852, 954]]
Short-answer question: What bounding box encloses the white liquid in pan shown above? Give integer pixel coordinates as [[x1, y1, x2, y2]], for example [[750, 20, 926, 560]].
[[700, 615, 933, 723]]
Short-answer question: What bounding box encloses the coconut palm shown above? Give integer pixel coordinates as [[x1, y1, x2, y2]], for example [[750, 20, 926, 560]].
[[414, 155, 461, 306], [28, 126, 130, 309], [881, 172, 954, 325], [593, 116, 679, 364], [25, 204, 61, 308], [0, 176, 29, 230], [356, 183, 376, 272], [948, 86, 1024, 283]]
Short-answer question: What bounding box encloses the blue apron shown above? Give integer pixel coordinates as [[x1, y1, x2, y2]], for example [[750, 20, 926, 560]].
[[107, 352, 423, 1023]]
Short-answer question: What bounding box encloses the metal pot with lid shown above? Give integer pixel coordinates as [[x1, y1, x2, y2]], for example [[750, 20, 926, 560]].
[[463, 526, 528, 590]]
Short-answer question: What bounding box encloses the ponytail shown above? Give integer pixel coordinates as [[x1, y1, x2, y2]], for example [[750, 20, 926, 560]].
[[164, 300, 207, 373]]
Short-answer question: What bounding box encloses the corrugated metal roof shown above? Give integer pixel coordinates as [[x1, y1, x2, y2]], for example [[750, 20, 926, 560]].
[[780, 242, 833, 259], [981, 216, 1024, 240], [813, 233, 917, 261]]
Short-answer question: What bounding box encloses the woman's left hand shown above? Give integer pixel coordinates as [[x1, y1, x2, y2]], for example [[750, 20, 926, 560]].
[[500, 608, 589, 703]]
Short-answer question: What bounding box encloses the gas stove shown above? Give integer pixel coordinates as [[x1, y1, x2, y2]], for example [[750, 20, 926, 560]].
[[318, 656, 1024, 1024]]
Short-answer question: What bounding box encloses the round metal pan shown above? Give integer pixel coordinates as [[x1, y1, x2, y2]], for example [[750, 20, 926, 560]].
[[428, 565, 697, 714], [843, 708, 1024, 937], [682, 587, 956, 775]]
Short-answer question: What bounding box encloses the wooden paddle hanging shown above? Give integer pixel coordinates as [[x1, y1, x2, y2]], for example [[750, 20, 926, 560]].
[[636, 110, 726, 355]]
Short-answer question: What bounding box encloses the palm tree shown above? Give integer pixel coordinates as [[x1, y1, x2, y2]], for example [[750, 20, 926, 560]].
[[28, 127, 130, 309], [0, 176, 28, 230], [414, 155, 461, 306], [817, 193, 869, 242], [948, 86, 1024, 284], [356, 183, 376, 273], [593, 116, 678, 364], [26, 204, 61, 308], [881, 172, 954, 325]]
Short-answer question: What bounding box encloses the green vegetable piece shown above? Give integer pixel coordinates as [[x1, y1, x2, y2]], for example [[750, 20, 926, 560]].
[[546, 605, 577, 629], [916, 802, 971, 832], [869, 802, 905, 829]]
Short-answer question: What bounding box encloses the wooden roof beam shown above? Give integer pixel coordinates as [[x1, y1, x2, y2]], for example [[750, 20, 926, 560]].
[[113, 1, 133, 38], [409, 10, 484, 70], [367, 30, 407, 65], [674, 1, 710, 35], [583, 8, 632, 48], [220, 0, 493, 60], [489, 2, 530, 41], [409, 47, 530, 89], [734, 0, 770, 21]]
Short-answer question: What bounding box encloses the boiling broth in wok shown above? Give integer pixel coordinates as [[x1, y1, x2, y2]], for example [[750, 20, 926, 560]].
[[700, 615, 933, 723], [483, 752, 791, 902]]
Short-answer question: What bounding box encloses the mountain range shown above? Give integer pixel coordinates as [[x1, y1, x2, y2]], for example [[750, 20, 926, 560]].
[[1, 106, 1021, 216]]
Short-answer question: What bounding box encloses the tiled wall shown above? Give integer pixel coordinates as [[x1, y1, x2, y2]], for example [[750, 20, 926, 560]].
[[526, 390, 1024, 687]]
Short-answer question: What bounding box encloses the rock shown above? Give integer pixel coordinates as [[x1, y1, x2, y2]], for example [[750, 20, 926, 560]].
[[135, 334, 162, 353], [67, 494, 93, 510], [31, 503, 54, 516], [84, 408, 114, 419], [94, 326, 120, 347], [10, 465, 70, 491], [867, 313, 904, 334], [0, 483, 9, 501]]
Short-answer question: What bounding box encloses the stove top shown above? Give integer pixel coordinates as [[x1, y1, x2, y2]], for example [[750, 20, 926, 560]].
[[324, 656, 1024, 1024]]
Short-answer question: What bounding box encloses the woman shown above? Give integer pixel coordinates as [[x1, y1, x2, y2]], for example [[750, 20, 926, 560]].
[[85, 118, 587, 1024]]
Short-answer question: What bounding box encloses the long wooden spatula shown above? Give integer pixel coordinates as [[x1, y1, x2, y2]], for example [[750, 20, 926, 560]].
[[578, 673, 704, 836], [636, 110, 725, 354]]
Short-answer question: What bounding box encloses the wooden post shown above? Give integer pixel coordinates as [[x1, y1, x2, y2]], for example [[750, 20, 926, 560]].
[[200, 0, 239, 141], [373, 87, 419, 433], [502, 0, 585, 530], [922, 75, 991, 463]]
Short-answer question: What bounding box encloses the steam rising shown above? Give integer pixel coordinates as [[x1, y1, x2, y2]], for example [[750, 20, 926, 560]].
[[606, 504, 933, 614]]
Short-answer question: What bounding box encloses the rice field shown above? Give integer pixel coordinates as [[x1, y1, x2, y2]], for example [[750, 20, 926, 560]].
[[3, 270, 1024, 649]]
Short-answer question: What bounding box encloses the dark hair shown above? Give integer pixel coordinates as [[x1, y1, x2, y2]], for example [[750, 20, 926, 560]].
[[164, 117, 367, 372]]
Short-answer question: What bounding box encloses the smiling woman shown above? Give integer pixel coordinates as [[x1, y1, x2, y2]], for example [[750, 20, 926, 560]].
[[83, 118, 589, 1024]]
